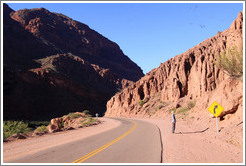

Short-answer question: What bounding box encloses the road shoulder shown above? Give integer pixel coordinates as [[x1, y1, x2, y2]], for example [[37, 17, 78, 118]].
[[134, 117, 243, 163], [3, 117, 121, 162]]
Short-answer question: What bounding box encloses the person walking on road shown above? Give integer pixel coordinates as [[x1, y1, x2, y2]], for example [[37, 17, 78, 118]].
[[171, 111, 176, 133]]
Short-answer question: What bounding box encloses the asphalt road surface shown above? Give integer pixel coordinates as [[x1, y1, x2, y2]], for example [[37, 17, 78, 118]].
[[7, 118, 162, 163]]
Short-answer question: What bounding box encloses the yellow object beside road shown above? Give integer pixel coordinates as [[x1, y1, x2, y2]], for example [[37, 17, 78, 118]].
[[207, 101, 224, 117]]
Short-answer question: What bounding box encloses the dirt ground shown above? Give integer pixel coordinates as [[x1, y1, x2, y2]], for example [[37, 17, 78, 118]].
[[3, 117, 244, 164], [136, 117, 243, 163]]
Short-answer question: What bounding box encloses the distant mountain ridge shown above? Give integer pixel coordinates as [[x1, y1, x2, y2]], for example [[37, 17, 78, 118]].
[[3, 4, 144, 120], [5, 4, 143, 81]]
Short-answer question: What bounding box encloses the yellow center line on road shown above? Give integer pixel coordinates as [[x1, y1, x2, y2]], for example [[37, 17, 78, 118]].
[[73, 119, 137, 163]]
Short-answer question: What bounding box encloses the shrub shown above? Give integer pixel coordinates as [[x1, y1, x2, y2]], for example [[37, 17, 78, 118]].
[[169, 107, 190, 118], [215, 46, 243, 78], [87, 117, 96, 124], [169, 101, 196, 119], [67, 113, 82, 119], [80, 117, 99, 127], [82, 110, 90, 115], [3, 121, 30, 140], [86, 114, 92, 117], [139, 100, 144, 107], [177, 107, 189, 114], [27, 121, 50, 128], [178, 107, 190, 119], [187, 100, 196, 109], [34, 125, 48, 134], [60, 119, 65, 128], [80, 119, 87, 124], [138, 97, 150, 107], [169, 108, 176, 114]]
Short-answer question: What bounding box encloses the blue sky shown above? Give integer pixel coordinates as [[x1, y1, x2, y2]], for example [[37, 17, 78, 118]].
[[7, 2, 243, 74]]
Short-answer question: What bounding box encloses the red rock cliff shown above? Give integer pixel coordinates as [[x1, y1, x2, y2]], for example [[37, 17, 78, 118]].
[[105, 12, 243, 119]]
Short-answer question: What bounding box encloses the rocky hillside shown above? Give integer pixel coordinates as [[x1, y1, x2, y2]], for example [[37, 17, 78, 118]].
[[105, 11, 243, 123], [3, 4, 144, 120]]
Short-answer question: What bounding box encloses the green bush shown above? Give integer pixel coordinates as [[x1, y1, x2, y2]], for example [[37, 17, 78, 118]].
[[82, 110, 90, 115], [178, 107, 190, 119], [169, 106, 190, 118], [60, 119, 65, 128], [177, 107, 189, 114], [139, 100, 144, 107], [3, 121, 30, 140], [216, 46, 243, 78], [34, 125, 48, 134], [80, 119, 87, 124], [80, 117, 99, 127], [187, 100, 196, 109], [138, 97, 150, 107], [169, 108, 176, 114], [67, 113, 82, 119], [27, 121, 50, 128], [87, 117, 96, 124], [169, 101, 197, 119]]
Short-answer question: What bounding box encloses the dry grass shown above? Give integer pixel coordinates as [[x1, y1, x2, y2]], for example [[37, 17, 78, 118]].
[[215, 46, 243, 78]]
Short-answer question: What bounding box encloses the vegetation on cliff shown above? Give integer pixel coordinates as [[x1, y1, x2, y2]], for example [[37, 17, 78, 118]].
[[216, 46, 243, 78]]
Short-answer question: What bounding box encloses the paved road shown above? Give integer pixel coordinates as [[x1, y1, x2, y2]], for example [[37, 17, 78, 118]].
[[7, 118, 162, 163]]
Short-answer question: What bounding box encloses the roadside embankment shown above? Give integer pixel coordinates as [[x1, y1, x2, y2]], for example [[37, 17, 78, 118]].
[[3, 118, 121, 162]]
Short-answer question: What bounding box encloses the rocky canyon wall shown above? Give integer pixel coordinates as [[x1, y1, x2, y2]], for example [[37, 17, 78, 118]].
[[105, 12, 243, 119]]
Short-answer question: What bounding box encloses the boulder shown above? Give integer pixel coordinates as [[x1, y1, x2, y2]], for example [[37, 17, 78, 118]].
[[9, 133, 27, 140], [47, 124, 61, 133]]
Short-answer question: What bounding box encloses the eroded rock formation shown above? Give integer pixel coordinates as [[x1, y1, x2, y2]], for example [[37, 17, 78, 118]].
[[105, 11, 243, 119]]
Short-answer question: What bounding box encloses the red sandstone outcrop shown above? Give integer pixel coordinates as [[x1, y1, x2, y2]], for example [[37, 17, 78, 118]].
[[105, 11, 243, 119], [46, 112, 100, 133]]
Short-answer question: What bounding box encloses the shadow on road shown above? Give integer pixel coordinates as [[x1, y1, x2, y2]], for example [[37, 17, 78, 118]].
[[176, 127, 209, 134]]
